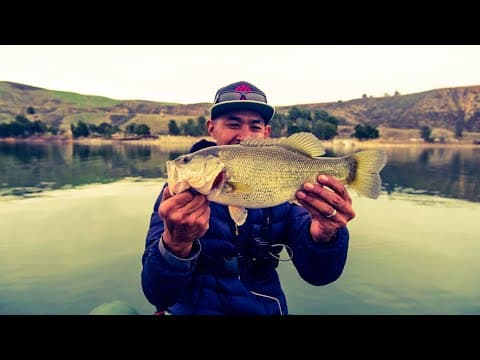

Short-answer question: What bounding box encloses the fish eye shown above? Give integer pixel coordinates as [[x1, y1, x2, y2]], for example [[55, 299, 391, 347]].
[[181, 156, 191, 164]]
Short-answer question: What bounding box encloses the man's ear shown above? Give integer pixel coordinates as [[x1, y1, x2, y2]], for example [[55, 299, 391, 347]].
[[207, 119, 215, 136], [264, 124, 271, 138]]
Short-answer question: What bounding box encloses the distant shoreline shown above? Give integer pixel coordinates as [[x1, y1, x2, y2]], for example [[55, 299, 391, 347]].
[[0, 135, 201, 147], [329, 138, 480, 149], [1, 135, 479, 148]]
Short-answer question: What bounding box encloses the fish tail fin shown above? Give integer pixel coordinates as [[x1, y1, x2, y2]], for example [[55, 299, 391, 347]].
[[349, 149, 387, 199]]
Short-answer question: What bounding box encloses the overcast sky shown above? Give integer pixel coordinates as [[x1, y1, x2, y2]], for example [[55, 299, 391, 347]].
[[1, 45, 479, 106]]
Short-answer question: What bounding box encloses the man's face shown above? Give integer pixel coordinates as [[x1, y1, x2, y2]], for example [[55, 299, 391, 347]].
[[207, 110, 271, 146]]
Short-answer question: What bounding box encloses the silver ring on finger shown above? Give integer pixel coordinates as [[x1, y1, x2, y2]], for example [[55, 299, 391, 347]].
[[325, 208, 336, 218]]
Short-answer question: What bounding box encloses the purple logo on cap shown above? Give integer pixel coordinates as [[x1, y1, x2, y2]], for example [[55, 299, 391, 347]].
[[234, 84, 252, 92], [235, 84, 252, 100]]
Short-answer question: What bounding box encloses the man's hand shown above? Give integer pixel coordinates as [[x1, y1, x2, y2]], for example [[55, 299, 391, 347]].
[[295, 175, 355, 243], [158, 186, 210, 257]]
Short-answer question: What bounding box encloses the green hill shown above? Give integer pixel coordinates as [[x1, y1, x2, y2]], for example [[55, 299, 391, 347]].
[[0, 81, 210, 133]]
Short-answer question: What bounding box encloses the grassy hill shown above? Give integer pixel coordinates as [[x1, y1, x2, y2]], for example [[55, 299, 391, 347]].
[[0, 81, 210, 133], [2, 81, 480, 136]]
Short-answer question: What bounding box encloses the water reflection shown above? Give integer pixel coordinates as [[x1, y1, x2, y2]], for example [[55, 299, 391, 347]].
[[377, 147, 480, 202], [1, 141, 480, 203], [2, 142, 480, 315], [0, 142, 191, 196]]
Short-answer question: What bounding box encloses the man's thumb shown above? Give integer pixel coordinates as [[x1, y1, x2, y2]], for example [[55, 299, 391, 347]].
[[162, 185, 172, 200]]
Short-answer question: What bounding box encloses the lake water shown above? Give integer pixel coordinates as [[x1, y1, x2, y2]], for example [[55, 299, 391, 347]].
[[1, 141, 480, 315]]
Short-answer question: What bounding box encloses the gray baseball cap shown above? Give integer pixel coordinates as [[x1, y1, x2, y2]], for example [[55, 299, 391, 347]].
[[210, 81, 275, 123]]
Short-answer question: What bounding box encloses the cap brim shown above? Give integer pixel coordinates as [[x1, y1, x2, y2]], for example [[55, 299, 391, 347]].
[[210, 100, 275, 123]]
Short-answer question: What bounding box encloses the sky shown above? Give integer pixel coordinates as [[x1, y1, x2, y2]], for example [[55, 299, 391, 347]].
[[1, 45, 480, 106]]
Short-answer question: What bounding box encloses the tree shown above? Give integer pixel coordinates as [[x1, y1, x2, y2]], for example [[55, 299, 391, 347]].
[[15, 115, 30, 125], [47, 125, 60, 135], [296, 118, 311, 132], [71, 121, 90, 138], [325, 116, 339, 126], [0, 123, 10, 137], [455, 120, 464, 139], [196, 116, 208, 136], [287, 123, 301, 135], [31, 120, 47, 134], [269, 116, 283, 137], [27, 106, 35, 115], [14, 115, 34, 137], [135, 124, 151, 136], [182, 118, 198, 136], [88, 123, 98, 133], [270, 113, 288, 137], [313, 110, 329, 121], [97, 122, 114, 137], [287, 107, 311, 121], [168, 120, 180, 135], [125, 123, 136, 135], [353, 124, 379, 140], [312, 122, 337, 140], [9, 122, 23, 137], [420, 125, 433, 142]]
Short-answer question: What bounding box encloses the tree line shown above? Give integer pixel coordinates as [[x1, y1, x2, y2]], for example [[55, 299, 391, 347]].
[[0, 115, 59, 138], [70, 121, 151, 138], [1, 106, 384, 141], [167, 107, 380, 141], [0, 116, 153, 139], [168, 117, 208, 136]]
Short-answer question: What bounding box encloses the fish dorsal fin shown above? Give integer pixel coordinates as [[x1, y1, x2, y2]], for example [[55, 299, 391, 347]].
[[240, 137, 282, 147], [228, 206, 248, 226], [278, 132, 325, 157]]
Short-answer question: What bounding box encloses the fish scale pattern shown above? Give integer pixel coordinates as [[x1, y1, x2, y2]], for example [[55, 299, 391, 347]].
[[212, 146, 353, 208]]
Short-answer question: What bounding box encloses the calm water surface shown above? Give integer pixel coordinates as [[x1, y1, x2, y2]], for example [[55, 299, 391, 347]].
[[1, 141, 480, 315]]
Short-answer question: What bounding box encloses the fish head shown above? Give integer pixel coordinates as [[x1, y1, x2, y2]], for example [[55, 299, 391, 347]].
[[166, 153, 225, 195]]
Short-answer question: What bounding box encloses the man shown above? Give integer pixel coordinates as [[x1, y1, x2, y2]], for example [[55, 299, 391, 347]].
[[141, 81, 355, 315]]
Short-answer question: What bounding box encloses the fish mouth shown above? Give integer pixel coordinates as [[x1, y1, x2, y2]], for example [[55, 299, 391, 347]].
[[166, 158, 225, 196], [166, 160, 187, 195], [212, 170, 225, 190]]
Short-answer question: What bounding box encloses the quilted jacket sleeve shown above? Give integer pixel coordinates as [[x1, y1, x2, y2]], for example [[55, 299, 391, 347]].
[[141, 188, 201, 311], [285, 204, 349, 286]]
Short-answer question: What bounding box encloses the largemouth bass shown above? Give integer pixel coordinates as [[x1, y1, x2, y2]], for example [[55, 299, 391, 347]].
[[166, 132, 387, 225]]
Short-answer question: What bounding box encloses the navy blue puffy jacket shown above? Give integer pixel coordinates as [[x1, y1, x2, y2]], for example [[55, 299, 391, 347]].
[[141, 140, 349, 315]]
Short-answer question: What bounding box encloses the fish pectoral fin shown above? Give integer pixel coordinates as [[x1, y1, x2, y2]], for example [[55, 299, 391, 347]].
[[228, 206, 248, 226], [225, 181, 251, 193]]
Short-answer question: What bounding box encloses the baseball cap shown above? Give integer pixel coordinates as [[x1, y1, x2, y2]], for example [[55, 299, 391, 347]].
[[210, 81, 275, 123]]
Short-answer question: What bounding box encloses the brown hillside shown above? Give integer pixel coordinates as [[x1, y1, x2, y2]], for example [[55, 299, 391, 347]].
[[277, 85, 480, 131]]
